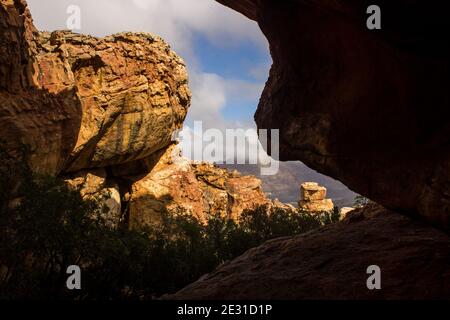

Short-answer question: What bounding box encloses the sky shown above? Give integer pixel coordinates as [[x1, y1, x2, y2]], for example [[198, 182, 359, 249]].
[[27, 0, 272, 163]]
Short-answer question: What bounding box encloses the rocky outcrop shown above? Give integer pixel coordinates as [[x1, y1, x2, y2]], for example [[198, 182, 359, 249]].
[[298, 182, 334, 213], [0, 0, 190, 179], [0, 0, 296, 228], [168, 204, 450, 299], [215, 0, 450, 231], [40, 31, 190, 173], [127, 145, 286, 228], [224, 162, 358, 207], [1, 0, 199, 226], [0, 0, 81, 176], [339, 207, 355, 220]]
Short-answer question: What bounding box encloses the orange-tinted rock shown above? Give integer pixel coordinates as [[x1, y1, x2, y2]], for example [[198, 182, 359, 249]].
[[1, 0, 291, 230], [298, 182, 334, 213], [300, 182, 327, 202], [38, 31, 190, 172], [0, 0, 81, 176], [339, 207, 356, 220], [0, 0, 190, 179], [128, 145, 277, 228]]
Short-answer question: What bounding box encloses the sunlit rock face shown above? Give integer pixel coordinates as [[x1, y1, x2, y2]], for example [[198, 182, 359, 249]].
[[0, 0, 190, 178], [0, 0, 193, 226], [1, 0, 295, 228], [127, 145, 283, 228], [216, 0, 450, 230], [298, 182, 334, 213], [1, 0, 196, 228], [43, 31, 191, 173], [0, 0, 80, 176]]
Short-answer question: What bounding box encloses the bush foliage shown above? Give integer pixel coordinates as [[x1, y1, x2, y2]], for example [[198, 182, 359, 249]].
[[0, 175, 339, 300]]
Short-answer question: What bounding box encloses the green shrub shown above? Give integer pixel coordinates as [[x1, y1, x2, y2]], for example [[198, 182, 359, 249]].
[[353, 195, 371, 208], [0, 174, 339, 300]]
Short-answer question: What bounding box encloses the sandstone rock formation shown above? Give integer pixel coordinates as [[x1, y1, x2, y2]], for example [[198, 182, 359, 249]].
[[0, 0, 190, 178], [48, 30, 190, 173], [224, 162, 358, 207], [215, 0, 450, 231], [0, 0, 294, 228], [0, 0, 80, 177], [127, 145, 286, 228], [298, 182, 334, 213], [168, 204, 450, 299], [339, 207, 355, 220]]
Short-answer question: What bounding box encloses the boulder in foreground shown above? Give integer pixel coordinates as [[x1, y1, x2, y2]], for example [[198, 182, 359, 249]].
[[167, 204, 450, 299]]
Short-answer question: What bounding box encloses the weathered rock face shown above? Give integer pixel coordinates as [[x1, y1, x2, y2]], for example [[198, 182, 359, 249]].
[[65, 169, 122, 227], [224, 162, 358, 207], [0, 0, 81, 176], [39, 31, 190, 173], [167, 204, 450, 299], [339, 207, 355, 220], [215, 0, 450, 230], [298, 182, 334, 213], [1, 0, 294, 229], [0, 0, 190, 178], [128, 145, 278, 228]]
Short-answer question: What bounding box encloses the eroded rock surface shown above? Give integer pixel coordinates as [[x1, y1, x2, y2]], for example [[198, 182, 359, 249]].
[[39, 31, 190, 172], [216, 0, 450, 230], [298, 182, 334, 213], [0, 0, 190, 178], [168, 204, 450, 299], [0, 0, 294, 227], [128, 145, 284, 228], [0, 0, 80, 176]]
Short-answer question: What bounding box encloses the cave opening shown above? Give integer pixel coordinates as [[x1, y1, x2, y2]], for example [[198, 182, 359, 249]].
[[27, 0, 357, 208], [3, 0, 448, 301]]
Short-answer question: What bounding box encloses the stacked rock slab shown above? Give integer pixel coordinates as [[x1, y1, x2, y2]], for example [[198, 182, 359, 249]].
[[339, 207, 356, 220], [298, 182, 334, 213]]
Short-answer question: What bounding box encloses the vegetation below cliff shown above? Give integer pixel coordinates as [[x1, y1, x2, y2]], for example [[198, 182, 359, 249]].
[[0, 174, 339, 300]]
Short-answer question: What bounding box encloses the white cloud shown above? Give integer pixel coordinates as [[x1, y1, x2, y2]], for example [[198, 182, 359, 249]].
[[224, 79, 265, 103], [27, 0, 268, 62], [27, 0, 271, 162], [178, 122, 275, 167], [249, 62, 271, 81], [188, 72, 227, 128]]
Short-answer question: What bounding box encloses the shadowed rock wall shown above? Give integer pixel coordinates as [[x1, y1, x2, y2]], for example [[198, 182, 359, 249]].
[[216, 0, 450, 230]]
